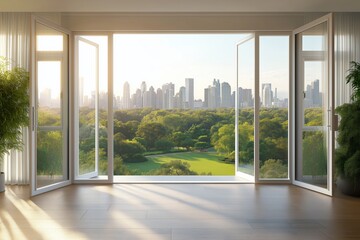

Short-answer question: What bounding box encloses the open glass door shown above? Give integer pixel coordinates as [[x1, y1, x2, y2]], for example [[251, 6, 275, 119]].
[[293, 14, 334, 195], [236, 35, 256, 181], [74, 36, 100, 179], [31, 18, 70, 196]]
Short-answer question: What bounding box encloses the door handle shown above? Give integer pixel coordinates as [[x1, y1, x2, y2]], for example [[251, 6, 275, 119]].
[[32, 106, 35, 131]]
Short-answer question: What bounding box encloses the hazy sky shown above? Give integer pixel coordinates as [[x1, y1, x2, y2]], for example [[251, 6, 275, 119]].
[[38, 33, 325, 102], [114, 34, 247, 100]]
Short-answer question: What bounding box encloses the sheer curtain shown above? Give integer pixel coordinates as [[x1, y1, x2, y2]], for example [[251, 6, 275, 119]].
[[334, 13, 360, 107], [0, 13, 31, 184]]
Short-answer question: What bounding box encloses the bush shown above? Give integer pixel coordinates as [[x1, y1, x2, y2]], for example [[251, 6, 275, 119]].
[[151, 160, 197, 175], [124, 154, 148, 163]]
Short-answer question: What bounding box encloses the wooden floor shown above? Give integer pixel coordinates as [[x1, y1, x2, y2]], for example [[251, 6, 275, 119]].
[[1, 184, 360, 240]]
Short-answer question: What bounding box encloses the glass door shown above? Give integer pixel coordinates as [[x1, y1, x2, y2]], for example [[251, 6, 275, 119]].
[[293, 14, 334, 195], [31, 18, 70, 196], [236, 35, 256, 181], [74, 36, 100, 179]]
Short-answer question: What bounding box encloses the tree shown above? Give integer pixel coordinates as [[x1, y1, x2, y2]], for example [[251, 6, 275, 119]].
[[113, 138, 146, 163], [194, 141, 209, 151], [151, 160, 197, 175], [212, 124, 235, 155], [170, 132, 192, 149], [155, 138, 174, 151], [198, 135, 209, 143], [136, 122, 167, 149]]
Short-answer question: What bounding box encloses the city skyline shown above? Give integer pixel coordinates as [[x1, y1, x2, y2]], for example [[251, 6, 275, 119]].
[[39, 77, 295, 110]]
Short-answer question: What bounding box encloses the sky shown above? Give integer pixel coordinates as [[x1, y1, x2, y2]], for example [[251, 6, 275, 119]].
[[113, 34, 248, 100], [38, 33, 324, 102]]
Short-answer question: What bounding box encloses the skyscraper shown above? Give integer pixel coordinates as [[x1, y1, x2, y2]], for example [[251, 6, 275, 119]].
[[185, 78, 194, 109], [262, 83, 273, 108], [156, 88, 163, 109], [143, 86, 156, 108], [221, 82, 232, 108], [140, 81, 147, 94], [179, 86, 186, 109], [213, 79, 221, 108], [123, 81, 131, 109], [239, 87, 253, 108], [162, 82, 175, 109], [312, 79, 320, 106]]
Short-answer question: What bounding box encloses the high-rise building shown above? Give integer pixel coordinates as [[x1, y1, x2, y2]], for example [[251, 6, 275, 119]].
[[185, 78, 194, 109], [156, 88, 163, 109], [203, 88, 209, 108], [179, 86, 186, 109], [133, 89, 142, 108], [221, 82, 232, 108], [262, 83, 273, 108], [140, 81, 147, 94], [123, 81, 131, 109], [213, 79, 221, 108], [239, 87, 253, 108], [208, 85, 217, 109], [312, 79, 320, 106], [143, 86, 156, 108], [162, 82, 175, 109]]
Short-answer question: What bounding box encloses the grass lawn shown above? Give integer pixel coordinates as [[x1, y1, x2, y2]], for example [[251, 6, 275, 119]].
[[124, 151, 235, 176]]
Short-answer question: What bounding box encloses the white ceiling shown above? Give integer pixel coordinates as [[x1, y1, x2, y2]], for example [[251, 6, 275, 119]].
[[1, 0, 360, 12]]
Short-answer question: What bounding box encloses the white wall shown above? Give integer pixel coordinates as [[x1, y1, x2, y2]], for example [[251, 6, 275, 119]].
[[61, 13, 308, 31]]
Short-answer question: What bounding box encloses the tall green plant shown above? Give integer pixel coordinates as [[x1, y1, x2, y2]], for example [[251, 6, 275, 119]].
[[0, 57, 29, 167], [346, 61, 360, 102], [336, 61, 360, 184]]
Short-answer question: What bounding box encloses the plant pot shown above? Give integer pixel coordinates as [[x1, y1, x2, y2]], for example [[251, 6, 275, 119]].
[[337, 176, 360, 197], [0, 172, 4, 193]]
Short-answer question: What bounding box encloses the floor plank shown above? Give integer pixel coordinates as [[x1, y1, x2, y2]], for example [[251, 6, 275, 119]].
[[1, 184, 360, 239]]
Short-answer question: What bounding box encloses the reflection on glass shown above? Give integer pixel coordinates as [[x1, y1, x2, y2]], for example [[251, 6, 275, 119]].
[[77, 36, 108, 179], [301, 131, 327, 187], [302, 36, 325, 51], [35, 21, 69, 190], [36, 131, 64, 188], [259, 36, 289, 179], [237, 38, 255, 176], [296, 21, 328, 188], [37, 61, 61, 103]]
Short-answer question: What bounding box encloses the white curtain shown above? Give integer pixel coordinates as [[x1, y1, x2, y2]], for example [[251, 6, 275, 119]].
[[0, 13, 31, 184], [334, 13, 360, 107]]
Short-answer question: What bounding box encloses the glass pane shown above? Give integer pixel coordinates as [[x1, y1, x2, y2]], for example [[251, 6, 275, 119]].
[[35, 22, 68, 191], [78, 39, 98, 177], [37, 130, 65, 188], [296, 21, 328, 188], [37, 35, 63, 51], [237, 38, 255, 176], [259, 36, 289, 179], [37, 61, 61, 126], [113, 34, 248, 176], [77, 36, 108, 179], [302, 35, 325, 51]]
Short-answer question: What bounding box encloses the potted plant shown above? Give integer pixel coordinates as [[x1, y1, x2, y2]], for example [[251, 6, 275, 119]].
[[335, 61, 360, 196], [0, 57, 29, 192]]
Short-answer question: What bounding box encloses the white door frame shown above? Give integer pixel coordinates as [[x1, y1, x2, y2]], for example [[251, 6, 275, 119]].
[[30, 15, 72, 196], [292, 13, 334, 196]]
